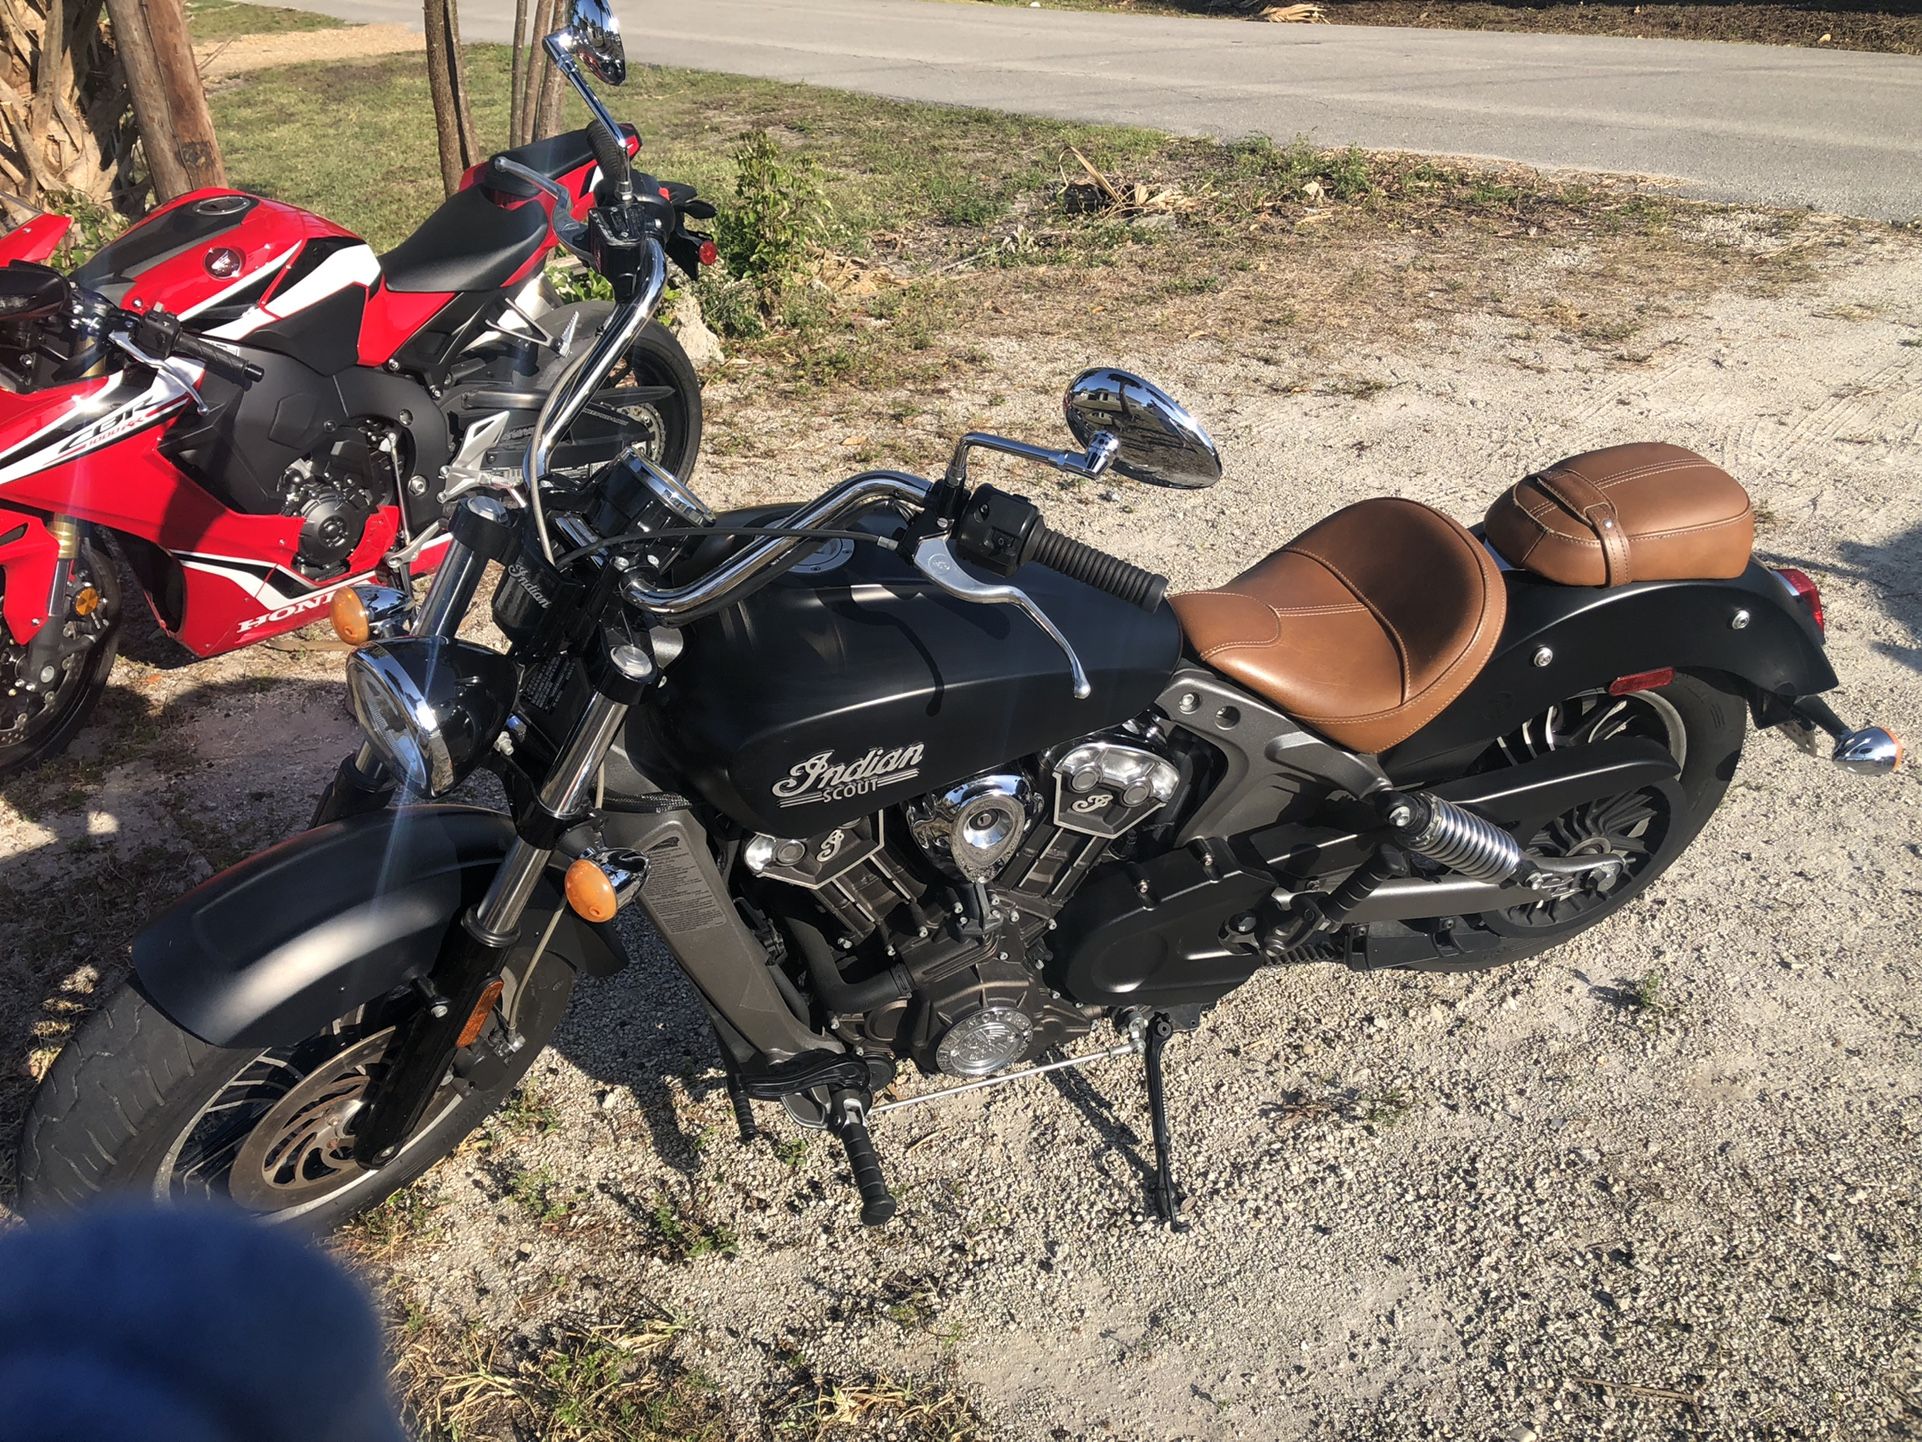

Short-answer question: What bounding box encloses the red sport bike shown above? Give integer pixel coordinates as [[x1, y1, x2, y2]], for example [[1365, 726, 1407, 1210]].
[[0, 1, 711, 776]]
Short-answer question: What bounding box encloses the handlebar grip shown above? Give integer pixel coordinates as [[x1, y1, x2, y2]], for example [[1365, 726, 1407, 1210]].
[[587, 118, 632, 191], [831, 1108, 898, 1227], [172, 332, 263, 386], [1031, 525, 1168, 612]]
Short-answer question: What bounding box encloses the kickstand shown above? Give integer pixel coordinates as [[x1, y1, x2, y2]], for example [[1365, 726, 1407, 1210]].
[[1143, 1012, 1183, 1230]]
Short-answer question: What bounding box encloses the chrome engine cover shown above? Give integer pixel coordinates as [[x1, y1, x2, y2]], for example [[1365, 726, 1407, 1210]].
[[906, 773, 1037, 882]]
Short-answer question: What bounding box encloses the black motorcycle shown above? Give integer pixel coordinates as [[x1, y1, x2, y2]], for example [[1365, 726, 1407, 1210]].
[[16, 17, 1900, 1232]]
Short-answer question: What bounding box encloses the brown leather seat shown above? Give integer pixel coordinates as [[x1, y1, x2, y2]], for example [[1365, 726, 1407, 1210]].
[[1485, 442, 1753, 587], [1172, 498, 1506, 755]]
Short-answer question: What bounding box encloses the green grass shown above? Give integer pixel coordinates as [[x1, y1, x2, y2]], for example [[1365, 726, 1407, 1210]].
[[186, 0, 343, 41], [208, 48, 1169, 252]]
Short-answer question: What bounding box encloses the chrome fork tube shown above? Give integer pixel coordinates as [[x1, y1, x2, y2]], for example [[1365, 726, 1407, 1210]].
[[467, 644, 655, 942]]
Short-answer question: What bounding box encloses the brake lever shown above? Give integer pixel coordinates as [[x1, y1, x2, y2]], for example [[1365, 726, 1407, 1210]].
[[107, 331, 210, 415], [912, 536, 1091, 699]]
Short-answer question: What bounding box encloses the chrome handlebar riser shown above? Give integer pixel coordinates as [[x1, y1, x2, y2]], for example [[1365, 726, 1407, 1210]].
[[619, 471, 936, 621], [522, 241, 667, 563]]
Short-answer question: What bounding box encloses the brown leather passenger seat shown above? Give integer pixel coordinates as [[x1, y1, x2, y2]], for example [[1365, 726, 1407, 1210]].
[[1171, 498, 1506, 754], [1484, 442, 1754, 586]]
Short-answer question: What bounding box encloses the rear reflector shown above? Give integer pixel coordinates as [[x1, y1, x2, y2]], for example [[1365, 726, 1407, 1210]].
[[1773, 567, 1825, 634], [1609, 667, 1675, 697]]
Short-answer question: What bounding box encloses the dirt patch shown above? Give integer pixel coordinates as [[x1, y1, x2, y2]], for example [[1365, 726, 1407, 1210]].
[[1318, 0, 1922, 54], [1074, 0, 1922, 56], [196, 22, 421, 80]]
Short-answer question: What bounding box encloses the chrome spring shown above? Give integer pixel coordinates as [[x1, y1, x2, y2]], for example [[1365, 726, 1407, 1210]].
[[1399, 795, 1524, 883]]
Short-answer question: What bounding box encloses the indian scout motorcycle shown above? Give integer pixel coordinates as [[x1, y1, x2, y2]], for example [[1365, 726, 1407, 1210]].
[[0, 0, 712, 776], [16, 21, 1903, 1235]]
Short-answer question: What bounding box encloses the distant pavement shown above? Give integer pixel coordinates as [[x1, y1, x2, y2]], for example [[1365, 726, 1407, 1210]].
[[272, 0, 1922, 221]]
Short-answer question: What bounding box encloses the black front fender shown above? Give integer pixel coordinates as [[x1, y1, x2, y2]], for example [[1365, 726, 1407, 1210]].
[[1386, 561, 1836, 778], [133, 806, 626, 1049]]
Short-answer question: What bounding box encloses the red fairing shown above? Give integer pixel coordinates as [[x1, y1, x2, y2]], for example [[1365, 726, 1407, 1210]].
[[91, 189, 359, 320], [0, 213, 72, 266], [0, 426, 435, 655], [0, 512, 59, 644], [357, 282, 455, 368]]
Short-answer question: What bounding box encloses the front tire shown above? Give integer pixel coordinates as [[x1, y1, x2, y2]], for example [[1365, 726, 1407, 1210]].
[[19, 945, 573, 1229]]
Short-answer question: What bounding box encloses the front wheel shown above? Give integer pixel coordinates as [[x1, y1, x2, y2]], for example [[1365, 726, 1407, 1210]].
[[0, 538, 122, 778], [18, 944, 573, 1229], [1400, 670, 1748, 972]]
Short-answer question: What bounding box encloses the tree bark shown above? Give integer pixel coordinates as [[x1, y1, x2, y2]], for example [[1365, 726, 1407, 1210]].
[[422, 0, 480, 196], [134, 0, 222, 192], [508, 0, 529, 148], [0, 0, 139, 209], [516, 0, 560, 148]]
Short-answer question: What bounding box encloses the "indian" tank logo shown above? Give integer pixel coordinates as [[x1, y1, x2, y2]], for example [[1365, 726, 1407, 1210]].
[[773, 744, 925, 807]]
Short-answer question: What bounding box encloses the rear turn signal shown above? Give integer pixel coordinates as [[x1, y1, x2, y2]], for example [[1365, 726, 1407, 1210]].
[[1773, 567, 1825, 634]]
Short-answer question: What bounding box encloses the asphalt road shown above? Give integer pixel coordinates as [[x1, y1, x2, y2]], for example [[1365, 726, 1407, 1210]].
[[278, 0, 1922, 220]]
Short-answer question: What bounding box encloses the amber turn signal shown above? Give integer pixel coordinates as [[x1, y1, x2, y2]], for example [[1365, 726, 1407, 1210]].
[[330, 587, 371, 646], [565, 857, 621, 923]]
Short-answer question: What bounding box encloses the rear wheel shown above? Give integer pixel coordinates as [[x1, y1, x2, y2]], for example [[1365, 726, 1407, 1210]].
[[546, 304, 702, 485], [0, 539, 121, 778], [1402, 671, 1747, 972], [18, 943, 573, 1230]]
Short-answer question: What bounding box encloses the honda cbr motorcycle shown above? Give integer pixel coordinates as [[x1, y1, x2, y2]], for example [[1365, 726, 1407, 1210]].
[[17, 7, 1901, 1232], [0, 0, 712, 776]]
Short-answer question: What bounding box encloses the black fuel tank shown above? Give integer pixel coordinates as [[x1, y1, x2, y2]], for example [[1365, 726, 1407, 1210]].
[[656, 537, 1181, 836]]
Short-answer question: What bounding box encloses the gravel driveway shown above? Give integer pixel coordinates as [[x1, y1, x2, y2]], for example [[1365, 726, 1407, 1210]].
[[2, 221, 1918, 1439]]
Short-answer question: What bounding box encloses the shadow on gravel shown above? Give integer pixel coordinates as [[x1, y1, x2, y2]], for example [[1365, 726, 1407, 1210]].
[[1045, 1060, 1155, 1208], [1759, 522, 1922, 674]]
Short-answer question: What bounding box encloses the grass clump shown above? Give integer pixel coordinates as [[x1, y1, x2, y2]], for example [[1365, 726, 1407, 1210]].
[[405, 1316, 725, 1442], [646, 1189, 739, 1262], [779, 1365, 984, 1442]]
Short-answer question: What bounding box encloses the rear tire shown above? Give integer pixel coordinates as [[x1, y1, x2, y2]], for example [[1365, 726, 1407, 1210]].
[[19, 942, 573, 1230], [1401, 670, 1747, 972]]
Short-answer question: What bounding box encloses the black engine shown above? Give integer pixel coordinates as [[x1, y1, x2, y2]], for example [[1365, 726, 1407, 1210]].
[[748, 732, 1187, 1077], [278, 421, 400, 576]]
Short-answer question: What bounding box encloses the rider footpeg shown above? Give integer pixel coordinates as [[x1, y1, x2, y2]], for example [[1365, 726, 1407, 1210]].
[[828, 1089, 897, 1227]]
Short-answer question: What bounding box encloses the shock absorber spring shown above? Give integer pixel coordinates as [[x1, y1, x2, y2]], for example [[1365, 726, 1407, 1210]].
[[1382, 792, 1525, 884]]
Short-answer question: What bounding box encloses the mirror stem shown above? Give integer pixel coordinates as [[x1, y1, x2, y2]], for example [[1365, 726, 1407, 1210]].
[[543, 32, 627, 149], [945, 431, 1118, 490]]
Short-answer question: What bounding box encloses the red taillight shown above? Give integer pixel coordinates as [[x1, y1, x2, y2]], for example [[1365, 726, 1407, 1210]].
[[1609, 667, 1675, 697], [698, 240, 719, 267], [1774, 567, 1825, 634]]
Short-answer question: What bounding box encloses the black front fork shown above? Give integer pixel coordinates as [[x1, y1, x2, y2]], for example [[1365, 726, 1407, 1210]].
[[352, 639, 657, 1166], [312, 497, 518, 828]]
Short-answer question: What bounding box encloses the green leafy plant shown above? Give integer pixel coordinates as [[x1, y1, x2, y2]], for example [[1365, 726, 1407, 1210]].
[[713, 129, 828, 321]]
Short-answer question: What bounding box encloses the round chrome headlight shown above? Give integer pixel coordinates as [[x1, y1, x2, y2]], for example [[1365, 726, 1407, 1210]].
[[346, 638, 516, 797]]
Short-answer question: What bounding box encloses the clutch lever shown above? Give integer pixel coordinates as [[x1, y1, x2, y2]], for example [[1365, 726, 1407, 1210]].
[[491, 157, 591, 263], [911, 536, 1091, 699]]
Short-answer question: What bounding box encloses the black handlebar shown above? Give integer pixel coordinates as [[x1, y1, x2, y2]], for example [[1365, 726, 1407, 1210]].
[[170, 329, 265, 387], [1029, 524, 1168, 611], [953, 483, 1169, 612]]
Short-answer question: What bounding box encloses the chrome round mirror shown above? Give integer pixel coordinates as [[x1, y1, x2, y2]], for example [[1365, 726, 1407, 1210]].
[[1064, 368, 1222, 490], [566, 0, 626, 86]]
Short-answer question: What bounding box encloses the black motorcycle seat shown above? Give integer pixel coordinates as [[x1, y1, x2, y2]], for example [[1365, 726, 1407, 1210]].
[[380, 186, 549, 294]]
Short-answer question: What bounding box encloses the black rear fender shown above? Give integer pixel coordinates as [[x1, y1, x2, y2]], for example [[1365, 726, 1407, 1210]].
[[132, 806, 625, 1050], [1384, 561, 1834, 779]]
